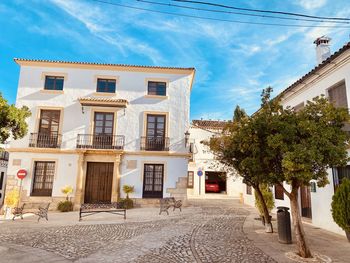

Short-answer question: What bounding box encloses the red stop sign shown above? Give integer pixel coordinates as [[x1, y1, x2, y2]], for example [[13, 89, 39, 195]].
[[17, 169, 27, 180]]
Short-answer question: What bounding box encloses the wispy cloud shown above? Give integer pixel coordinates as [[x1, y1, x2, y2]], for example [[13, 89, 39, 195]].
[[50, 0, 164, 64], [295, 0, 327, 10]]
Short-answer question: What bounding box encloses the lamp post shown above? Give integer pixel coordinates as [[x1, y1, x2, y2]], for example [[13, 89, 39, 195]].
[[185, 131, 190, 147]]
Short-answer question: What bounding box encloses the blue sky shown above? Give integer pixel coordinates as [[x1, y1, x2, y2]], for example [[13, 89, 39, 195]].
[[1, 0, 350, 120]]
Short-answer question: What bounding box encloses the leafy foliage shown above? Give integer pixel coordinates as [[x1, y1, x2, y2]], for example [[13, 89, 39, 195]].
[[61, 185, 73, 200], [122, 185, 134, 199], [57, 200, 74, 212], [255, 184, 274, 216], [4, 189, 19, 208], [331, 179, 350, 232], [119, 198, 134, 209], [0, 93, 31, 143]]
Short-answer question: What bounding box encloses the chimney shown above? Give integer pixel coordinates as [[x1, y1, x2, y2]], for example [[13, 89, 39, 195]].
[[314, 36, 331, 65]]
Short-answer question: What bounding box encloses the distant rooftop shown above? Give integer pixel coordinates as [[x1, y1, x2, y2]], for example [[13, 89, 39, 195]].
[[192, 119, 229, 130]]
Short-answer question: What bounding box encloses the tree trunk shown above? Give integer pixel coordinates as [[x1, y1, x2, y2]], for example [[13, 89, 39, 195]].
[[255, 185, 273, 233], [289, 187, 312, 258]]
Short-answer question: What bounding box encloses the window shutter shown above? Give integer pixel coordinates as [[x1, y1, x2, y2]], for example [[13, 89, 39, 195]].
[[328, 82, 348, 108]]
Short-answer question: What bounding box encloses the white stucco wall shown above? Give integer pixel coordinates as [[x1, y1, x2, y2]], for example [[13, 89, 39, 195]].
[[7, 62, 193, 202], [12, 65, 192, 153], [120, 154, 188, 199], [7, 152, 78, 198], [187, 126, 242, 198]]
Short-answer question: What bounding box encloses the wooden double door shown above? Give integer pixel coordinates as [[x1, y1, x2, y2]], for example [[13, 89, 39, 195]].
[[300, 186, 312, 219], [84, 162, 114, 203]]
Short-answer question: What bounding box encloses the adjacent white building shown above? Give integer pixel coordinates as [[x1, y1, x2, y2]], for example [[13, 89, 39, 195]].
[[187, 120, 242, 199], [243, 37, 350, 235], [0, 147, 9, 206], [6, 59, 195, 208]]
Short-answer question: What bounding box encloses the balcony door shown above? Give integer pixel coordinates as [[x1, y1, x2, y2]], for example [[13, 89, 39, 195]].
[[143, 164, 164, 198], [37, 110, 60, 148], [93, 112, 114, 149], [146, 114, 166, 151]]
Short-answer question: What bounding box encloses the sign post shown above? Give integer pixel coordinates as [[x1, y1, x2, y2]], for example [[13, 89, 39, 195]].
[[16, 169, 27, 208], [197, 168, 203, 195]]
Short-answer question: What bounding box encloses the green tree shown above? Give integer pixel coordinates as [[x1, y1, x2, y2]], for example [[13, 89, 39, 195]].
[[209, 87, 349, 258], [208, 88, 280, 233], [0, 93, 31, 143], [267, 95, 349, 257]]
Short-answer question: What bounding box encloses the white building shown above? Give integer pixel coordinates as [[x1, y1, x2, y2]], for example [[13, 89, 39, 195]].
[[0, 147, 9, 206], [187, 120, 242, 199], [6, 59, 195, 209], [243, 38, 350, 235]]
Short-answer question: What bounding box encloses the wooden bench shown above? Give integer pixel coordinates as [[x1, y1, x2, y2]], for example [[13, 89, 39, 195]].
[[79, 202, 126, 221], [159, 197, 182, 215], [12, 203, 51, 222]]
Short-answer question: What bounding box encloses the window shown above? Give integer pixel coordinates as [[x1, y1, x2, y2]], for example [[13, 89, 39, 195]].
[[328, 81, 348, 108], [274, 184, 284, 200], [97, 78, 116, 93], [293, 102, 304, 112], [32, 161, 55, 196], [35, 110, 61, 148], [187, 171, 194, 188], [44, 76, 64, 91], [332, 165, 350, 191], [143, 164, 164, 198], [0, 172, 4, 190], [246, 185, 252, 195], [148, 81, 166, 96]]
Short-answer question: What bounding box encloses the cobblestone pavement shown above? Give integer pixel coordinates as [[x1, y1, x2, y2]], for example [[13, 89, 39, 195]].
[[0, 200, 277, 262]]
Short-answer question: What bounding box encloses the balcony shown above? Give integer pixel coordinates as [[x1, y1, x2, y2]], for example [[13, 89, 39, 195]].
[[29, 133, 62, 148], [140, 136, 169, 151], [76, 134, 125, 150], [0, 151, 9, 161]]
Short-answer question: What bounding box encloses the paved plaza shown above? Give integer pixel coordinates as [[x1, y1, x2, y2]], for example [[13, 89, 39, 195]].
[[0, 199, 349, 263]]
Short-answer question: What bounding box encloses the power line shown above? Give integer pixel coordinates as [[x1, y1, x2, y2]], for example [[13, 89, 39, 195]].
[[136, 0, 350, 24], [173, 0, 350, 21], [90, 0, 350, 28]]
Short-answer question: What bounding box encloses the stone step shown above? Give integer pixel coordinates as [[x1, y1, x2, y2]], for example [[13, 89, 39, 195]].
[[167, 188, 187, 194]]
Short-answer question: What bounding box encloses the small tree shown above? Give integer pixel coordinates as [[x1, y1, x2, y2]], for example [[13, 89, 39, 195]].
[[123, 185, 134, 199], [61, 185, 73, 201], [0, 93, 31, 143], [57, 186, 74, 212], [208, 91, 279, 233], [331, 178, 350, 240], [4, 189, 19, 208]]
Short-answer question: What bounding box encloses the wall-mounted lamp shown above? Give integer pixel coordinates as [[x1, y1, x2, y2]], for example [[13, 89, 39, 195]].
[[185, 131, 190, 147]]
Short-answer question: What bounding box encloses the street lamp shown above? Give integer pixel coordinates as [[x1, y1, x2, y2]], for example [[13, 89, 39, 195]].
[[185, 131, 190, 147]]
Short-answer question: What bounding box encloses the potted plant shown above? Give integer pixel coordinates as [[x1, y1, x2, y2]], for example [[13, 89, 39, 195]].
[[3, 189, 19, 219], [121, 185, 134, 209], [331, 178, 350, 241], [255, 184, 275, 226], [57, 185, 74, 212]]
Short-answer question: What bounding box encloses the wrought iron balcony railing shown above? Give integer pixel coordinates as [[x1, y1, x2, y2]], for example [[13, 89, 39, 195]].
[[0, 151, 9, 161], [76, 134, 125, 150], [29, 133, 62, 148], [140, 136, 170, 151]]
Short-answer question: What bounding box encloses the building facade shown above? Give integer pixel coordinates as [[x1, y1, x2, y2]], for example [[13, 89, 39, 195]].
[[6, 59, 195, 209], [0, 149, 9, 206], [243, 39, 350, 235], [187, 120, 242, 199]]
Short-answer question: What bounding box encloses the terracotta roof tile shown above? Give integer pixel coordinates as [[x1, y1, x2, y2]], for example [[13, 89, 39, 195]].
[[192, 119, 229, 130], [14, 58, 195, 72]]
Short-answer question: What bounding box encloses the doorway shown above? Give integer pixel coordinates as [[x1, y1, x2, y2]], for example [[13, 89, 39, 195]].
[[84, 162, 114, 203], [205, 171, 226, 194], [300, 186, 312, 219]]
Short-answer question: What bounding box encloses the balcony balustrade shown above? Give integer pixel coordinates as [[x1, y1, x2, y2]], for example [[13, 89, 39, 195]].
[[76, 134, 125, 150], [29, 133, 62, 148], [140, 136, 169, 151]]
